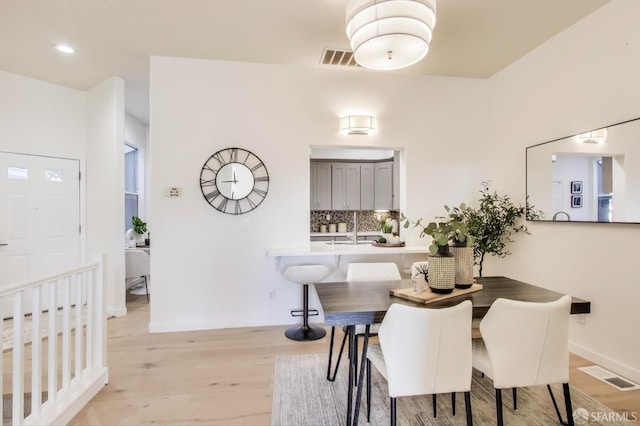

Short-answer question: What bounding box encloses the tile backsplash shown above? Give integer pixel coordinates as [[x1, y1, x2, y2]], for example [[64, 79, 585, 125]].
[[310, 210, 400, 233]]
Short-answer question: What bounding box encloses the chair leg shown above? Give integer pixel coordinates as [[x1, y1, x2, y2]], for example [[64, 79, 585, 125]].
[[512, 388, 517, 410], [432, 394, 437, 418], [390, 397, 396, 426], [548, 383, 575, 426], [563, 383, 575, 426], [366, 359, 371, 422], [464, 391, 473, 426], [144, 276, 149, 303], [284, 284, 326, 341], [452, 392, 456, 415], [495, 388, 504, 426], [327, 327, 349, 381]]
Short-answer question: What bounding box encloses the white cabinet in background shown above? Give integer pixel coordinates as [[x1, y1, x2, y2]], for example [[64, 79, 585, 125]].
[[374, 161, 393, 210], [360, 163, 374, 210], [310, 162, 331, 210], [332, 163, 361, 210]]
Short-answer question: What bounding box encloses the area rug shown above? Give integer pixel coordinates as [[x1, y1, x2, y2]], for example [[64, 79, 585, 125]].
[[272, 353, 631, 425]]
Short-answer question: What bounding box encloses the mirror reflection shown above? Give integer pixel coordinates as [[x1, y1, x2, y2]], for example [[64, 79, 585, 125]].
[[526, 117, 640, 223]]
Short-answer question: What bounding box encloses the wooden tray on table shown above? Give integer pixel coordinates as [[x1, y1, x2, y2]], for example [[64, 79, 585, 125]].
[[390, 283, 483, 304]]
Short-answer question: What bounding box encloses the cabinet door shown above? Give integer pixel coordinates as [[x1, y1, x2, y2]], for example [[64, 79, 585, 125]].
[[344, 163, 361, 210], [374, 161, 393, 210], [332, 163, 361, 210], [310, 162, 331, 210], [360, 163, 374, 210]]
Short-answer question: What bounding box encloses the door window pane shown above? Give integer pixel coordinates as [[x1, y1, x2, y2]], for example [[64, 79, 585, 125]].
[[8, 166, 28, 180], [125, 145, 137, 193], [45, 169, 64, 182], [125, 193, 138, 232]]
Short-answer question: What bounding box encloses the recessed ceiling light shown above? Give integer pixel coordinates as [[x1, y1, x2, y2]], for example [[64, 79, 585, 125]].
[[55, 44, 75, 54]]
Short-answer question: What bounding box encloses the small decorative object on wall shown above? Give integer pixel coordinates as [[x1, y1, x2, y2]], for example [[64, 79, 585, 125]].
[[571, 195, 583, 208], [571, 181, 583, 194], [199, 147, 269, 215]]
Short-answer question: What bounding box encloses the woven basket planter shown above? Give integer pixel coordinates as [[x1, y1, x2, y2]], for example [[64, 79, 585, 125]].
[[450, 245, 474, 289], [427, 246, 455, 294]]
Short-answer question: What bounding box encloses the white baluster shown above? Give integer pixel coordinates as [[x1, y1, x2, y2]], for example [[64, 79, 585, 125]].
[[31, 286, 42, 417], [13, 291, 24, 425]]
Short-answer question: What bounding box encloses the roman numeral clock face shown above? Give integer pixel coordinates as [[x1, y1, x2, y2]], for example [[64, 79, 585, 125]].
[[199, 148, 269, 215]]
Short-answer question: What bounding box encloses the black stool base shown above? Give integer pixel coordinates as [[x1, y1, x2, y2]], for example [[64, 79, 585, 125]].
[[285, 325, 326, 341]]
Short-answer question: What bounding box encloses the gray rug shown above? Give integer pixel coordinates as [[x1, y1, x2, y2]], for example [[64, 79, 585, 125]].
[[271, 353, 631, 425]]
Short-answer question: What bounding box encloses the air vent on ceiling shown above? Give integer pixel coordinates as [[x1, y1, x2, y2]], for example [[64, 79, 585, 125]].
[[320, 48, 359, 67]]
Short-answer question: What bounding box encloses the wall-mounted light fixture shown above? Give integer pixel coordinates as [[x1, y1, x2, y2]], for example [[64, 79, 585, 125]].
[[339, 115, 376, 135], [345, 0, 437, 71], [577, 128, 607, 144]]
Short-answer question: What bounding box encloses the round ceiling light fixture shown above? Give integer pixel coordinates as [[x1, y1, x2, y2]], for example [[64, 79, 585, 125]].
[[346, 0, 436, 71]]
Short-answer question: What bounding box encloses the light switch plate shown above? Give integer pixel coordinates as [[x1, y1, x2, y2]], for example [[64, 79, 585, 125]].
[[164, 187, 182, 197]]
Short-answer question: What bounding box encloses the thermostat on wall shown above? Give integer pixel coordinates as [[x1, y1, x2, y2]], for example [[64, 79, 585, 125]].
[[164, 187, 182, 197]]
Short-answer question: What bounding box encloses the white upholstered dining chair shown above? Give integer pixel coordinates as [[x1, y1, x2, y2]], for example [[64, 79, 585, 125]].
[[125, 249, 150, 303], [472, 295, 573, 426], [366, 301, 474, 426], [326, 262, 401, 381]]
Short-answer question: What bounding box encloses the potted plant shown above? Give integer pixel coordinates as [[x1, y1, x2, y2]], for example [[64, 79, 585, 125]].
[[402, 210, 475, 294], [131, 216, 147, 245], [401, 206, 475, 254], [461, 182, 543, 276]]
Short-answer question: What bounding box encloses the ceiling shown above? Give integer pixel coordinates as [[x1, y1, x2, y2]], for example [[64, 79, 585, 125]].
[[0, 0, 610, 125]]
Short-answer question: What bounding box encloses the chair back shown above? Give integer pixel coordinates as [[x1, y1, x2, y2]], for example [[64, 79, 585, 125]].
[[479, 295, 572, 388], [346, 262, 401, 281], [125, 249, 150, 279], [378, 301, 472, 397]]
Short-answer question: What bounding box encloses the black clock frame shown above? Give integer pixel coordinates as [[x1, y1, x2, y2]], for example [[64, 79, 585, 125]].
[[199, 147, 269, 215]]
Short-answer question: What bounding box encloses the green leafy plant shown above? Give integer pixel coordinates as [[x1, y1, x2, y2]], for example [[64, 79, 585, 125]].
[[461, 182, 543, 276], [131, 216, 147, 235], [401, 204, 475, 254], [380, 219, 393, 234]]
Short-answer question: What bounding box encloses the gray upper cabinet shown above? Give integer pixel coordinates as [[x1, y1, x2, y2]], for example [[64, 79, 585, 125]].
[[332, 163, 361, 210], [310, 159, 395, 211], [360, 163, 375, 210], [310, 162, 331, 210], [374, 161, 393, 210]]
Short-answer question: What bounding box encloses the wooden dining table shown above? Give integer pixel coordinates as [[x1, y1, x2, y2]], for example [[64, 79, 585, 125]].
[[314, 275, 591, 426]]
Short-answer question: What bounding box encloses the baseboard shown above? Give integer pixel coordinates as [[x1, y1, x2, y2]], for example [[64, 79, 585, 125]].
[[570, 341, 640, 384]]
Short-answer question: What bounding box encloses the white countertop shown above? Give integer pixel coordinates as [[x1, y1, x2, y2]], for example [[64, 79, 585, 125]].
[[267, 242, 429, 257]]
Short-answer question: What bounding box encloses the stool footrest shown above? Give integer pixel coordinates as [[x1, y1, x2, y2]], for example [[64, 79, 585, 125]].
[[290, 309, 319, 317]]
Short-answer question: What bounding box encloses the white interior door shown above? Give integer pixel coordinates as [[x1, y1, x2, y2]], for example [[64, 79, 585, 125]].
[[0, 153, 81, 315]]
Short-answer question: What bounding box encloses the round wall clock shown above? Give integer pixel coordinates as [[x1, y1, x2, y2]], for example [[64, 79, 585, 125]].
[[199, 147, 270, 215]]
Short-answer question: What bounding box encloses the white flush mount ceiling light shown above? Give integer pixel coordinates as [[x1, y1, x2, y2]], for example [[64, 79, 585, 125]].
[[340, 115, 376, 135], [346, 0, 436, 71], [578, 128, 608, 144], [55, 44, 75, 54]]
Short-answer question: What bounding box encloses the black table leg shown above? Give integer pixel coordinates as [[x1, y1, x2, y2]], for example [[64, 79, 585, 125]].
[[346, 325, 355, 426], [353, 324, 370, 426]]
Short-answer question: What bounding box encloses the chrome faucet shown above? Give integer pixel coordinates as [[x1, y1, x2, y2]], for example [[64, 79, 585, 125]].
[[349, 211, 358, 244], [552, 211, 571, 221]]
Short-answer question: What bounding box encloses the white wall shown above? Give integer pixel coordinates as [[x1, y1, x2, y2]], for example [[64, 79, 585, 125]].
[[488, 0, 640, 382], [0, 70, 86, 159], [149, 56, 490, 332], [86, 78, 126, 317]]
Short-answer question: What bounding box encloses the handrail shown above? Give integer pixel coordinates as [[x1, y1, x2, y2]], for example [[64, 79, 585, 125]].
[[0, 261, 100, 297]]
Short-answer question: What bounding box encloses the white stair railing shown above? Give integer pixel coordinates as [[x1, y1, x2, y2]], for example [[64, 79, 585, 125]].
[[0, 260, 107, 425]]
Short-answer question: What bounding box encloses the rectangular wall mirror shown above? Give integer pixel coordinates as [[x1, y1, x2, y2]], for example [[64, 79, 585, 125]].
[[526, 117, 640, 223]]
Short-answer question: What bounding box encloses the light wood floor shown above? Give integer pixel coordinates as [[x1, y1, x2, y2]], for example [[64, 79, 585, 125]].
[[70, 295, 640, 425]]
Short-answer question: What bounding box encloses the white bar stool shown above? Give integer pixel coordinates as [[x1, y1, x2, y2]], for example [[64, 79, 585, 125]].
[[283, 264, 330, 341]]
